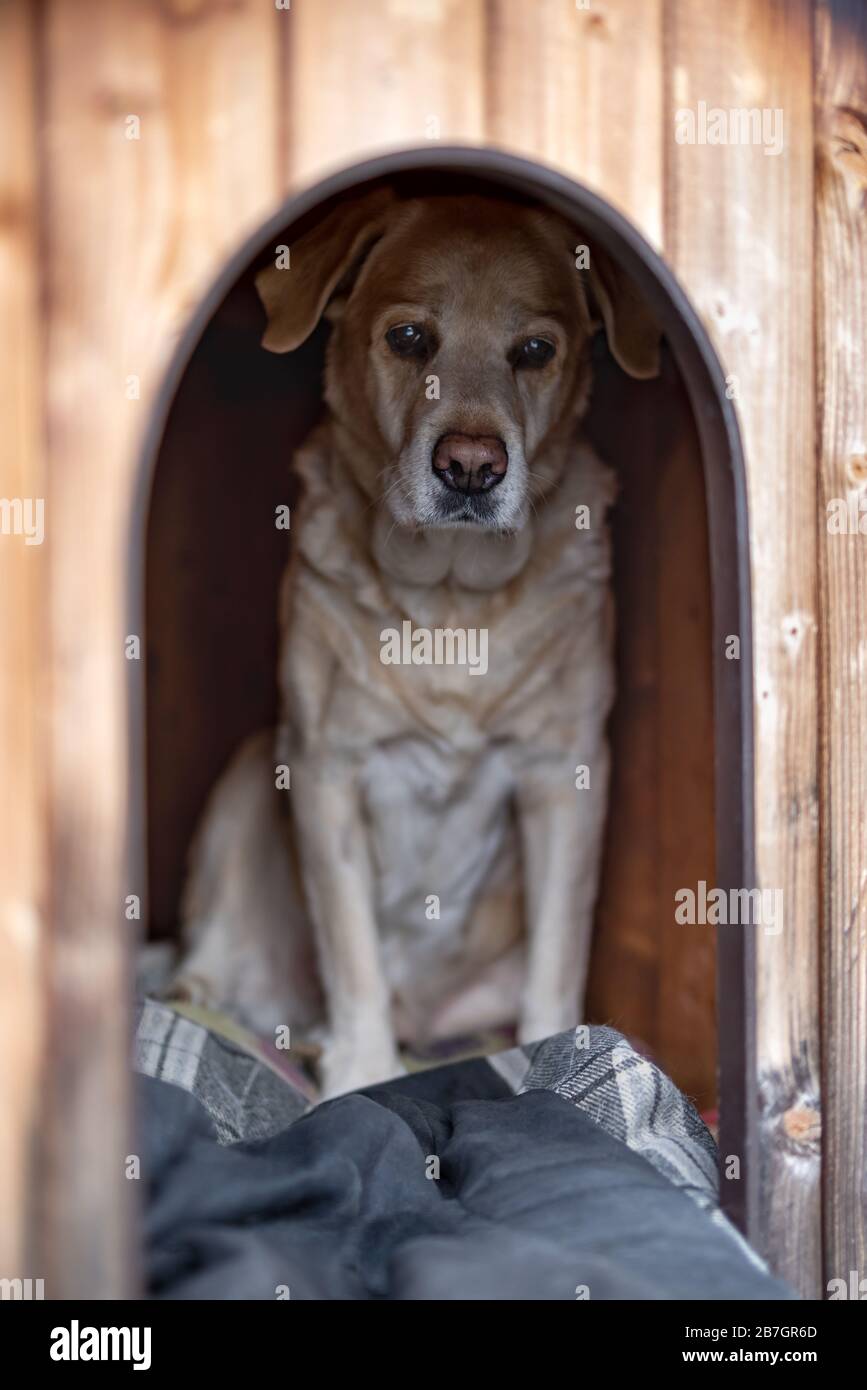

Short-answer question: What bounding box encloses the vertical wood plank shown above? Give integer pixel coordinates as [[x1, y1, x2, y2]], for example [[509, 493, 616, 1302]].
[[588, 368, 717, 1107], [815, 0, 867, 1293], [586, 367, 664, 1064], [486, 0, 664, 247], [40, 0, 280, 1297], [655, 376, 717, 1109], [0, 0, 45, 1286], [284, 0, 486, 187], [664, 0, 820, 1292]]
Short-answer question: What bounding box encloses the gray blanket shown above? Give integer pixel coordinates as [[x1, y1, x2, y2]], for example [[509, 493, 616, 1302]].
[[137, 1006, 793, 1300]]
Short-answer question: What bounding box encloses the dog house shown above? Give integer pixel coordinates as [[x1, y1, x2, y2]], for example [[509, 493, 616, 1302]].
[[1, 0, 862, 1304]]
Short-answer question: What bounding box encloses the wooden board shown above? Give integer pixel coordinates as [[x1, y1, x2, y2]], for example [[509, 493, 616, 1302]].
[[0, 0, 45, 1285], [586, 357, 716, 1108], [815, 0, 867, 1292], [284, 0, 486, 186], [486, 0, 664, 248], [39, 0, 281, 1299], [654, 366, 716, 1109], [664, 0, 821, 1294], [586, 366, 665, 1074]]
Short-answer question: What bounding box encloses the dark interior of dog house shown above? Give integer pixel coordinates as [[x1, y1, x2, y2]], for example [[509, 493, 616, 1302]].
[[142, 161, 750, 1138]]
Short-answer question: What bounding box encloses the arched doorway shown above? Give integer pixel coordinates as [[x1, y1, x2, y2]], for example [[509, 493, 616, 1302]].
[[130, 147, 756, 1234]]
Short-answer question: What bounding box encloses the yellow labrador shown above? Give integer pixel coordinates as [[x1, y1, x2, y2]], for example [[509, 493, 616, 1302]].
[[174, 188, 658, 1096]]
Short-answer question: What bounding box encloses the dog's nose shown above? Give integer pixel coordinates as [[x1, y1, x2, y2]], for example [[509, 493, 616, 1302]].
[[432, 434, 508, 494]]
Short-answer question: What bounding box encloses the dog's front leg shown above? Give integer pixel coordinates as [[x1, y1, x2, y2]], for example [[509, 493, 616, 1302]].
[[291, 760, 401, 1097], [516, 744, 610, 1045]]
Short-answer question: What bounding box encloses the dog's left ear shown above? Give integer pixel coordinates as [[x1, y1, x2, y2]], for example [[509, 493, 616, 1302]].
[[587, 243, 660, 380]]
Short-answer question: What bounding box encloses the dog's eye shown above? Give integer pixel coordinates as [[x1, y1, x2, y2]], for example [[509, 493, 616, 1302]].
[[516, 337, 556, 368], [386, 323, 428, 358]]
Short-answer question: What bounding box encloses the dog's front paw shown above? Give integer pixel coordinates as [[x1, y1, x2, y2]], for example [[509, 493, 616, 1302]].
[[164, 971, 220, 1012], [319, 1034, 404, 1100]]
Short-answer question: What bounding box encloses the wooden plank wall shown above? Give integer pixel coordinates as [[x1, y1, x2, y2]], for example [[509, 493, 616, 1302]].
[[287, 0, 486, 181], [35, 0, 281, 1298], [484, 0, 664, 247], [663, 0, 821, 1296], [815, 0, 867, 1295], [0, 0, 45, 1287], [5, 0, 865, 1298]]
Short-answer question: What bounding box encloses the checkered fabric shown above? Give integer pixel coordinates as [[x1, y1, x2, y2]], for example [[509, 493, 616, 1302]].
[[133, 1000, 765, 1272], [505, 1025, 768, 1273], [135, 999, 312, 1144]]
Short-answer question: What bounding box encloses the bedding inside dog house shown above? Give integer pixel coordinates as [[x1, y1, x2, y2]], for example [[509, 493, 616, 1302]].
[[139, 151, 753, 1192]]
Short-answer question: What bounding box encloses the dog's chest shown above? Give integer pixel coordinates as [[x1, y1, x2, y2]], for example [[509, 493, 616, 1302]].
[[359, 736, 515, 959]]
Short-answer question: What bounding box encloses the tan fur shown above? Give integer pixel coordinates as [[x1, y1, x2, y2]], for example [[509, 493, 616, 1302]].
[[173, 190, 658, 1097]]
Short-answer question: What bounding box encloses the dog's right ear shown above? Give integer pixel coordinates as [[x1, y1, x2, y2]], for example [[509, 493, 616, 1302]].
[[255, 186, 397, 353], [586, 242, 660, 380]]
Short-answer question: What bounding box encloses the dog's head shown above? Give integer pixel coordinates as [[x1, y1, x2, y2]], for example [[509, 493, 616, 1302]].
[[257, 188, 659, 533]]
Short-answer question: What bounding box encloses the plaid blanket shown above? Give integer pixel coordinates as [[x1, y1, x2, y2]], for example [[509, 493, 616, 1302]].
[[135, 998, 762, 1271], [136, 1000, 789, 1298]]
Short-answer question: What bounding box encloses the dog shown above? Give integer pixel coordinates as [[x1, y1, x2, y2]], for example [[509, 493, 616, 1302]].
[[172, 186, 659, 1097]]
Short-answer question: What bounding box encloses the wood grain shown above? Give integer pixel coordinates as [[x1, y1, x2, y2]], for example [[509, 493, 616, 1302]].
[[585, 359, 716, 1106], [283, 0, 486, 186], [39, 0, 280, 1298], [815, 0, 867, 1293], [664, 0, 821, 1293], [586, 364, 664, 1066], [654, 367, 716, 1110], [486, 0, 664, 247], [0, 0, 45, 1286]]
